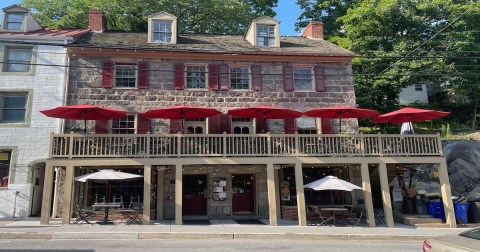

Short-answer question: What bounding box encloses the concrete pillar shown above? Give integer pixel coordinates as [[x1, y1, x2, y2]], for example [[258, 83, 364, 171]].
[[295, 162, 306, 226], [62, 166, 74, 224], [266, 162, 277, 226], [40, 164, 54, 224], [378, 162, 394, 227], [175, 164, 183, 225], [438, 160, 455, 228], [360, 163, 375, 227], [143, 165, 151, 224], [274, 169, 281, 219], [156, 169, 164, 221]]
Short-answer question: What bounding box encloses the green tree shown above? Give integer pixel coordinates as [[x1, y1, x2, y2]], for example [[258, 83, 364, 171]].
[[21, 0, 278, 34]]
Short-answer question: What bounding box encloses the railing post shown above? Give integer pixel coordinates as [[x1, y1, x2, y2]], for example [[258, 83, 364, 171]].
[[68, 131, 74, 158], [377, 132, 383, 156], [146, 132, 151, 158], [48, 132, 54, 158], [267, 133, 271, 155], [223, 132, 227, 157], [294, 132, 299, 155], [177, 133, 182, 157], [436, 133, 444, 156], [360, 133, 365, 156]]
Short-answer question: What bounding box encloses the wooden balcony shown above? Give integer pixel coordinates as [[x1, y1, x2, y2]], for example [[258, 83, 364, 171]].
[[48, 132, 444, 159]]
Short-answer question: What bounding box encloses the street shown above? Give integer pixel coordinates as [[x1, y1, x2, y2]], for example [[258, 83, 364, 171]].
[[0, 239, 420, 251]]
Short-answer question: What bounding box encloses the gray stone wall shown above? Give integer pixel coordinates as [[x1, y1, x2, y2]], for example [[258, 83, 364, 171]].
[[67, 57, 357, 133]]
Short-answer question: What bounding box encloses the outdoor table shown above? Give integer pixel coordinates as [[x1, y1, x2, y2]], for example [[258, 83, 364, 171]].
[[320, 207, 348, 225], [92, 203, 122, 224]]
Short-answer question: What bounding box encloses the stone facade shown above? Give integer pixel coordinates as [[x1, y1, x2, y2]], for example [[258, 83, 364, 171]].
[[0, 45, 67, 218]]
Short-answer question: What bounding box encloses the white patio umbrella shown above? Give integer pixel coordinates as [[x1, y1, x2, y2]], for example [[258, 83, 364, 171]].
[[304, 175, 362, 205]]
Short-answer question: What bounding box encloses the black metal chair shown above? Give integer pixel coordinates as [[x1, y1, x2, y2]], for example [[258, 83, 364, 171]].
[[345, 207, 365, 227]]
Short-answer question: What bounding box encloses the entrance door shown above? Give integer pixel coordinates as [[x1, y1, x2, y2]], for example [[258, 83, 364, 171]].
[[182, 175, 207, 215], [232, 174, 254, 213], [30, 164, 45, 216]]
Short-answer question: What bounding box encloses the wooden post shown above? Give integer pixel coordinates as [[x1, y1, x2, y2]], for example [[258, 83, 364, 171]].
[[379, 162, 394, 227], [175, 164, 183, 225], [40, 163, 54, 224], [62, 166, 74, 224], [360, 163, 375, 227], [266, 162, 277, 226], [295, 162, 306, 226], [143, 165, 151, 224], [438, 160, 455, 228]]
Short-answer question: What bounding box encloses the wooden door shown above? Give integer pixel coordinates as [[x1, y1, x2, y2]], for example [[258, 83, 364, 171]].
[[182, 175, 207, 215], [232, 174, 254, 213]]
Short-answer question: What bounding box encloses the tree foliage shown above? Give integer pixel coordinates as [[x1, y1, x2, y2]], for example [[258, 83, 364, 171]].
[[20, 0, 278, 34]]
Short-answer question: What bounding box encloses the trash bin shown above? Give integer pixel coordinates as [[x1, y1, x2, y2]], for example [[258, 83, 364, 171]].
[[467, 201, 480, 223], [454, 202, 470, 224], [427, 202, 445, 221]]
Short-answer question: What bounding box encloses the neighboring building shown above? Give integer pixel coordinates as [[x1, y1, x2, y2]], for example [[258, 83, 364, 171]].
[[39, 11, 456, 228], [0, 5, 88, 218], [399, 84, 429, 105]]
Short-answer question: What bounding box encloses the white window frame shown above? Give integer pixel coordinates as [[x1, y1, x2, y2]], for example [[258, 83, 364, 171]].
[[152, 20, 172, 43], [296, 117, 318, 134], [293, 67, 314, 92], [232, 118, 253, 134], [184, 118, 206, 134], [185, 64, 208, 90], [257, 25, 275, 47], [0, 92, 28, 124], [229, 65, 251, 90], [4, 47, 33, 73], [415, 84, 423, 91], [110, 115, 136, 134], [5, 13, 24, 31], [114, 63, 137, 88]]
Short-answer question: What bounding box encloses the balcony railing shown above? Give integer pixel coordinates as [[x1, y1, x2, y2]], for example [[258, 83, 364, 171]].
[[48, 132, 444, 158]]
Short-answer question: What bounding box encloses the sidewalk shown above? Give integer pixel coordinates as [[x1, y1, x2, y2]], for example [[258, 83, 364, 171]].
[[0, 217, 470, 241]]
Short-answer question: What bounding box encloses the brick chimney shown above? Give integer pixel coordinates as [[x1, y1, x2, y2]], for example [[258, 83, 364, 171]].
[[88, 9, 106, 33], [301, 21, 323, 40]]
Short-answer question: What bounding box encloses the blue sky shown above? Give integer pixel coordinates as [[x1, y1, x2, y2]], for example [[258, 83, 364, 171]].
[[1, 0, 302, 36]]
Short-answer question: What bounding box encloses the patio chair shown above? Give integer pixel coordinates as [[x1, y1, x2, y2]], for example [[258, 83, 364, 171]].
[[74, 203, 97, 225], [313, 206, 334, 226], [345, 207, 365, 227], [112, 195, 124, 208], [306, 206, 320, 226], [95, 194, 106, 204], [121, 202, 143, 225]]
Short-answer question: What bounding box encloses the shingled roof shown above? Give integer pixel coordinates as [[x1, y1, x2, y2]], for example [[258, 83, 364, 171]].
[[70, 32, 355, 57]]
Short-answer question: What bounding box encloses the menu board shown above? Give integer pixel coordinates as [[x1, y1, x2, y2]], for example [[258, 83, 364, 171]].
[[213, 177, 227, 201]]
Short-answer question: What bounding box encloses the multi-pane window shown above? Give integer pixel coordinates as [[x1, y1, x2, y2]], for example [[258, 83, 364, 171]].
[[0, 151, 11, 188], [257, 25, 275, 47], [152, 20, 172, 43], [184, 118, 205, 134], [230, 66, 250, 90], [115, 64, 137, 88], [293, 68, 313, 91], [5, 47, 32, 72], [1, 93, 27, 123], [415, 84, 423, 91], [296, 117, 317, 134], [6, 13, 23, 30], [232, 118, 252, 134], [111, 115, 135, 134], [186, 65, 207, 89]]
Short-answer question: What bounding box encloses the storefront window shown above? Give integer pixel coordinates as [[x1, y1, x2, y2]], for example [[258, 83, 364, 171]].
[[0, 151, 11, 188]]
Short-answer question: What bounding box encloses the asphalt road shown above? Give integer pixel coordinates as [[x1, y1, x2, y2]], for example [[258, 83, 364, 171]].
[[0, 239, 421, 251]]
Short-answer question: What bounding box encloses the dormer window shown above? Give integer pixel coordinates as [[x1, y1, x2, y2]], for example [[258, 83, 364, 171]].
[[148, 12, 177, 44], [152, 20, 172, 43], [257, 25, 275, 47], [6, 13, 24, 30]]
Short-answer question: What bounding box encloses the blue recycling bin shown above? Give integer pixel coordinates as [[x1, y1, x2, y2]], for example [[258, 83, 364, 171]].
[[454, 202, 470, 224], [427, 202, 445, 221]]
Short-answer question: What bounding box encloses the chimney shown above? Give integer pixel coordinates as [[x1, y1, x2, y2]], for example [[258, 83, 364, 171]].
[[302, 21, 323, 40], [88, 9, 106, 33]]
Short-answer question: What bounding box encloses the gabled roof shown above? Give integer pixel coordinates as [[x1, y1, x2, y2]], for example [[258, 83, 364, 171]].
[[2, 4, 29, 12], [70, 32, 355, 57]]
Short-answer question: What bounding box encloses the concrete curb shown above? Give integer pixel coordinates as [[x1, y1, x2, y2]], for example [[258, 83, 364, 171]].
[[0, 232, 52, 240], [52, 232, 140, 240], [139, 232, 233, 240]]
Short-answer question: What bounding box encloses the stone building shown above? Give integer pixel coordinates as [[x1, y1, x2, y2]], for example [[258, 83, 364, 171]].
[[39, 10, 456, 228], [0, 5, 88, 218]]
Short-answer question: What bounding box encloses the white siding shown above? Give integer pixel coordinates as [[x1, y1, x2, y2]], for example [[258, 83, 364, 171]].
[[399, 84, 429, 105]]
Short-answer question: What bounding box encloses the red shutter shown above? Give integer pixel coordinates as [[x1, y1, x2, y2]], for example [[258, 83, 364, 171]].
[[137, 62, 149, 89], [95, 120, 109, 134], [283, 65, 294, 92], [315, 65, 326, 92], [256, 118, 267, 133], [169, 119, 183, 133], [208, 114, 221, 133], [321, 118, 333, 134], [284, 118, 296, 133], [208, 64, 219, 90], [219, 114, 231, 134], [174, 63, 185, 90], [137, 114, 150, 133], [219, 64, 230, 91], [102, 61, 114, 88], [251, 65, 262, 91]]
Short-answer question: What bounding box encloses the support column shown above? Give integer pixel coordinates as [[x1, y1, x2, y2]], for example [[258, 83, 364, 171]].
[[274, 169, 281, 219], [295, 162, 306, 226], [156, 169, 164, 221], [266, 162, 277, 226], [438, 160, 455, 228], [175, 164, 183, 225], [360, 163, 375, 227], [40, 164, 54, 224], [143, 165, 151, 224], [378, 162, 394, 227], [62, 166, 74, 224]]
